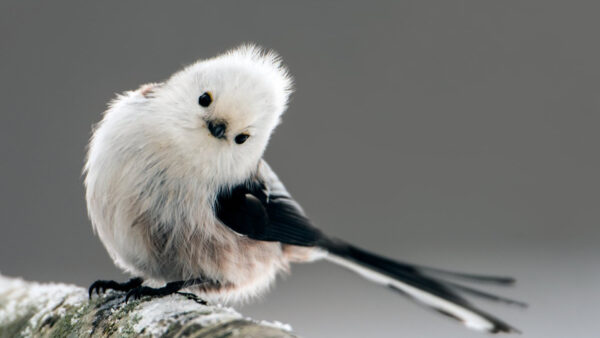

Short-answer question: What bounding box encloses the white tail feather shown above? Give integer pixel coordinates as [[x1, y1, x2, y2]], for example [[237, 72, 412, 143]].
[[325, 253, 499, 332]]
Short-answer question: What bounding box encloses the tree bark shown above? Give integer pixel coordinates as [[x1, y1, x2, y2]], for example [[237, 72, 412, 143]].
[[0, 275, 296, 337]]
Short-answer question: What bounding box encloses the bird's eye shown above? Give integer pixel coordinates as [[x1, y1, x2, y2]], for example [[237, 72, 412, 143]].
[[234, 133, 250, 144], [198, 92, 212, 107]]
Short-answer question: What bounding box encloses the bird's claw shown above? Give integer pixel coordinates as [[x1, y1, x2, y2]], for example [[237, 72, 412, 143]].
[[88, 278, 143, 299], [125, 286, 167, 303], [125, 286, 143, 303], [88, 280, 111, 299]]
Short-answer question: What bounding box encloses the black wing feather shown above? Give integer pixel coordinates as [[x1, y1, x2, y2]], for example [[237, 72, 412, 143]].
[[214, 161, 521, 333], [215, 175, 325, 247]]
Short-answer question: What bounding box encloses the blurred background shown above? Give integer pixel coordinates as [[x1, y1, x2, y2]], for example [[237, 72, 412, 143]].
[[1, 2, 598, 337]]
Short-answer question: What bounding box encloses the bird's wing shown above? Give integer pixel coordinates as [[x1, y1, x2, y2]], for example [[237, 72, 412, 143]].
[[214, 160, 521, 334], [215, 160, 326, 247]]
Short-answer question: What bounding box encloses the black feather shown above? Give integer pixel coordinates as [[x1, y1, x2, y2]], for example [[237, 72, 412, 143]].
[[215, 179, 326, 246], [213, 161, 522, 333], [416, 265, 516, 285], [327, 242, 520, 333]]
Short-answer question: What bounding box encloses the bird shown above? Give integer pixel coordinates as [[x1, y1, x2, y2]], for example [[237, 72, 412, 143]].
[[84, 44, 524, 334]]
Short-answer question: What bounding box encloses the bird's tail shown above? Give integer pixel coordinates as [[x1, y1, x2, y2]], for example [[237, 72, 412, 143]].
[[324, 240, 524, 334]]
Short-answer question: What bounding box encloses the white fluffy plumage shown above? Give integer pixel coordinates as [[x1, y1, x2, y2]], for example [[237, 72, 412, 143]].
[[85, 45, 520, 333], [85, 45, 300, 303]]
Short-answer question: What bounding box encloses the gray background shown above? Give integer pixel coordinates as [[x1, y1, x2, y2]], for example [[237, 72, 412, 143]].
[[1, 1, 598, 337]]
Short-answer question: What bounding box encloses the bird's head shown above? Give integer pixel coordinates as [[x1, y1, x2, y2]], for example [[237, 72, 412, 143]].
[[140, 45, 293, 186]]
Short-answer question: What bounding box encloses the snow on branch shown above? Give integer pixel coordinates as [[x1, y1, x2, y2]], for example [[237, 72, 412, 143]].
[[0, 275, 296, 337]]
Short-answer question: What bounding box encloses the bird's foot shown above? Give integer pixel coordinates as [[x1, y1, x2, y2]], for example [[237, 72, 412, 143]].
[[125, 280, 186, 303], [124, 278, 211, 303], [89, 277, 143, 299]]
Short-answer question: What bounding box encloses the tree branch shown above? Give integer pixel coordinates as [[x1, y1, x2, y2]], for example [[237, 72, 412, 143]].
[[0, 275, 296, 337]]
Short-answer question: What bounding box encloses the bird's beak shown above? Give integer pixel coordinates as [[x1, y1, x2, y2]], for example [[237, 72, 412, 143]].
[[207, 120, 227, 139]]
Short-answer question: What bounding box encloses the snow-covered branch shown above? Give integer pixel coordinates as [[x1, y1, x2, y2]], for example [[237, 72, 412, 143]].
[[0, 275, 296, 337]]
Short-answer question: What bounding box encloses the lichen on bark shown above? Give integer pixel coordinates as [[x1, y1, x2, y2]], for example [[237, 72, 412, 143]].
[[0, 275, 296, 337]]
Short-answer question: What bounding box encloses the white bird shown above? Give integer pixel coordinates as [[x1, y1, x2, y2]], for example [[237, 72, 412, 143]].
[[85, 45, 524, 334]]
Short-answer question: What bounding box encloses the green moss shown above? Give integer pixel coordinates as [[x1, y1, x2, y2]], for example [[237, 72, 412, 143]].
[[118, 314, 140, 338], [0, 308, 36, 338], [47, 302, 92, 338], [77, 294, 143, 338], [162, 321, 185, 338], [0, 286, 295, 338], [116, 301, 138, 318], [49, 309, 77, 338]]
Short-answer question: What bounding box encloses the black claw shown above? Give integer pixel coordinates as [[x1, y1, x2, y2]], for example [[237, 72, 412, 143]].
[[88, 281, 99, 299], [125, 284, 175, 303], [88, 278, 144, 299], [121, 278, 213, 303], [125, 288, 138, 303]]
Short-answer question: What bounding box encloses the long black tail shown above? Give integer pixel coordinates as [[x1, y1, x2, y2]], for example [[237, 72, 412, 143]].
[[215, 167, 524, 333], [324, 240, 524, 334]]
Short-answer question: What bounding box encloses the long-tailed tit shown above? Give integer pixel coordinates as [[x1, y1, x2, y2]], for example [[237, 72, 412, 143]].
[[85, 45, 524, 333]]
